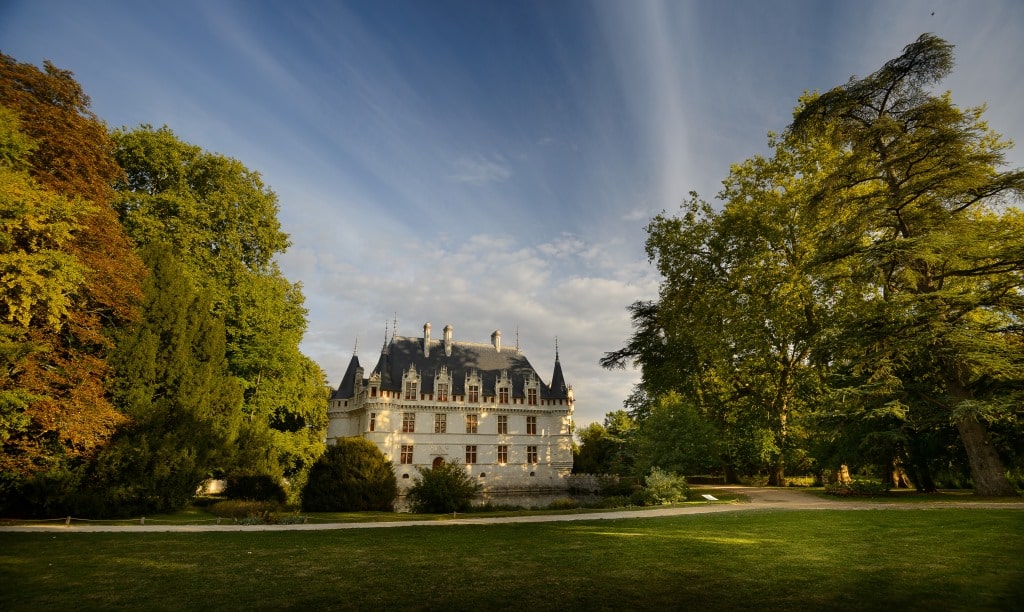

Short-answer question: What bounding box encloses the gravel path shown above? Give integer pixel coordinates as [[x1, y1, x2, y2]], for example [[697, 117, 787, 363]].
[[2, 486, 1020, 533]]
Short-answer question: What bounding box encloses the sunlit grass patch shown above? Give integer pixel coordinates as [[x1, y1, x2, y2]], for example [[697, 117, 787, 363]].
[[2, 509, 1021, 611]]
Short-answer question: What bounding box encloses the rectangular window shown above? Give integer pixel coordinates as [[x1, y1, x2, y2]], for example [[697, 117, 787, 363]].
[[468, 384, 479, 403], [400, 444, 414, 464], [370, 387, 377, 397], [402, 412, 415, 433], [527, 445, 538, 464], [527, 388, 537, 406], [404, 381, 417, 401], [436, 383, 449, 402], [497, 445, 507, 464], [434, 413, 447, 433], [498, 387, 509, 404], [497, 415, 508, 435], [526, 416, 537, 435], [465, 445, 477, 464], [465, 414, 478, 434], [369, 412, 376, 432]]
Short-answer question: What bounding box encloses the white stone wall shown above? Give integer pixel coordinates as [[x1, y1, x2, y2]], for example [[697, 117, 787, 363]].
[[329, 392, 574, 491]]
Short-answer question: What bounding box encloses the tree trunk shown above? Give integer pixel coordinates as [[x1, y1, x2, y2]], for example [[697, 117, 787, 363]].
[[723, 463, 741, 485], [955, 418, 1017, 497], [768, 464, 785, 487]]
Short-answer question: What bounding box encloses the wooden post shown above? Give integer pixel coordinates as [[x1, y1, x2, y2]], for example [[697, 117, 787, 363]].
[[65, 516, 70, 527], [140, 516, 145, 525]]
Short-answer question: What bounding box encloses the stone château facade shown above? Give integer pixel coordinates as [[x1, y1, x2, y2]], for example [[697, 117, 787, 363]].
[[327, 323, 574, 491]]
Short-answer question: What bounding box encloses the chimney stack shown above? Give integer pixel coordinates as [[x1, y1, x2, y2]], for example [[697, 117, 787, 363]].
[[423, 322, 431, 357], [491, 329, 502, 352], [444, 324, 453, 356]]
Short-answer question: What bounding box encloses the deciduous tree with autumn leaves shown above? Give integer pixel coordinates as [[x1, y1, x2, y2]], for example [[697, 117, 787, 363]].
[[0, 55, 326, 515]]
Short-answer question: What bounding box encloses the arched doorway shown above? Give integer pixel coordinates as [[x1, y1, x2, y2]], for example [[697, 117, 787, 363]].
[[432, 457, 445, 469]]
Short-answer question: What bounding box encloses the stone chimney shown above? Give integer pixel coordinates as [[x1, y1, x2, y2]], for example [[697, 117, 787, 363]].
[[491, 329, 502, 352], [444, 324, 453, 356], [423, 322, 431, 357]]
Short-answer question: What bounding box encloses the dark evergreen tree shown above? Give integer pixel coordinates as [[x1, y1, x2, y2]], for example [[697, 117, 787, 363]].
[[81, 243, 244, 516], [302, 438, 397, 512]]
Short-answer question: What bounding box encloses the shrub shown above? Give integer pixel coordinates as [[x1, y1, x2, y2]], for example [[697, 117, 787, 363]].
[[600, 475, 641, 497], [641, 467, 690, 504], [407, 460, 481, 513], [209, 499, 281, 518], [824, 479, 891, 497], [585, 495, 630, 509], [302, 438, 397, 511], [547, 497, 580, 510], [224, 474, 287, 503]]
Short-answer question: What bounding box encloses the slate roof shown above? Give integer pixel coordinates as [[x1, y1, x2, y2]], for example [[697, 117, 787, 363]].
[[332, 334, 570, 401]]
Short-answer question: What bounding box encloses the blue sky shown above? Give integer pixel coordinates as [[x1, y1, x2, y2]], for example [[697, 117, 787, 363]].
[[3, 1, 1023, 425]]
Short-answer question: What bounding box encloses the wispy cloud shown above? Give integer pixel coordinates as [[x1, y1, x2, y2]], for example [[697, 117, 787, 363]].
[[449, 154, 513, 185]]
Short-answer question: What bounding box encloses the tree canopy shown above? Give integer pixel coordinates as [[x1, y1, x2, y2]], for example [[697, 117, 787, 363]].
[[605, 34, 1024, 495], [110, 125, 327, 488], [0, 55, 144, 509]]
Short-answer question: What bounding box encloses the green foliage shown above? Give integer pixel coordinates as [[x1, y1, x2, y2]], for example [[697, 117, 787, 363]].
[[208, 499, 282, 519], [547, 497, 581, 510], [824, 480, 891, 497], [224, 474, 287, 503], [634, 392, 721, 476], [81, 243, 244, 516], [406, 460, 481, 513], [110, 125, 328, 486], [302, 438, 397, 512], [598, 475, 641, 498], [573, 411, 637, 475], [639, 468, 690, 505], [789, 34, 1024, 496], [605, 35, 1024, 495]]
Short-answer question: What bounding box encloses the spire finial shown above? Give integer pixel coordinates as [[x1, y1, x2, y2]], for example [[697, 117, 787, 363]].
[[353, 337, 359, 355], [393, 312, 398, 341], [516, 326, 520, 352], [555, 336, 559, 361]]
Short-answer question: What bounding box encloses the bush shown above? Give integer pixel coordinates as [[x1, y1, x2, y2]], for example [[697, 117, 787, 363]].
[[824, 479, 891, 497], [584, 495, 630, 509], [600, 475, 641, 497], [224, 474, 287, 503], [641, 467, 690, 504], [302, 438, 397, 511], [407, 460, 480, 513], [547, 497, 580, 510], [209, 499, 281, 518]]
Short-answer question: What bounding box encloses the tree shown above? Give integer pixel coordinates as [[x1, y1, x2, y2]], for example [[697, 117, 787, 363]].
[[791, 34, 1024, 496], [0, 56, 144, 511], [110, 126, 327, 485], [607, 135, 832, 485], [634, 392, 721, 476], [80, 243, 244, 516], [302, 438, 397, 512], [573, 411, 637, 475], [406, 460, 481, 513]]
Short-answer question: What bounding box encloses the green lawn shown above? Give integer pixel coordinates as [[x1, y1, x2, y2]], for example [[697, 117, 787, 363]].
[[2, 509, 1022, 611]]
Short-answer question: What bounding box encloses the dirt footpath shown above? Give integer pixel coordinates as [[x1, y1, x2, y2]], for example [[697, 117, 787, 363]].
[[2, 486, 1020, 533]]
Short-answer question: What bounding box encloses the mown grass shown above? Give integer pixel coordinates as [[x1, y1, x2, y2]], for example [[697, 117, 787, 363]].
[[811, 488, 1024, 504], [2, 509, 1022, 611], [0, 491, 743, 527]]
